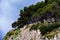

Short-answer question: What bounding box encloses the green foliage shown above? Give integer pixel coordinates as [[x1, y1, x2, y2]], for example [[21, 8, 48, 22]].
[[45, 29, 59, 39], [35, 1, 45, 9], [30, 23, 39, 30], [5, 0, 60, 39], [4, 28, 20, 39], [12, 0, 60, 29], [12, 22, 18, 28], [45, 0, 60, 4], [29, 22, 60, 35], [39, 23, 50, 35], [39, 22, 60, 35]]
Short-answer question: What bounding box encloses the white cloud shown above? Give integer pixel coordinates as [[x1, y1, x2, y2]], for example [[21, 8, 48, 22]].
[[0, 0, 19, 35]]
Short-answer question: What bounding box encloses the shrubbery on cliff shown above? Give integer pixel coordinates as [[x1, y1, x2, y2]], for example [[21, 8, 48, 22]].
[[12, 0, 60, 28]]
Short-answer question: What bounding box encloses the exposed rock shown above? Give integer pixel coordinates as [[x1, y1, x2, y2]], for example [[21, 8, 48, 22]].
[[4, 24, 60, 40]]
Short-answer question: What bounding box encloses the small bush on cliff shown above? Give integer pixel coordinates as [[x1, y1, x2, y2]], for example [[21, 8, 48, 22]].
[[39, 22, 60, 35], [4, 28, 20, 39], [30, 23, 39, 30], [39, 23, 49, 35]]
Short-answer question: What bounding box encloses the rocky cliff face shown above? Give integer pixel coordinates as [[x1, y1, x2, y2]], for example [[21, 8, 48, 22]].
[[4, 23, 60, 40]]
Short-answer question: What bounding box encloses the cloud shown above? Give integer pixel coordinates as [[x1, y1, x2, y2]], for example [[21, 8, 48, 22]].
[[0, 0, 18, 36]]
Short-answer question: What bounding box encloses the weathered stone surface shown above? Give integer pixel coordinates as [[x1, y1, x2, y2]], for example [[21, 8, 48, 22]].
[[4, 24, 60, 40]]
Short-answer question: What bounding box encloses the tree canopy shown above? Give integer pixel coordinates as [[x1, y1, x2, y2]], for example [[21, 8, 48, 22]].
[[12, 0, 60, 28]]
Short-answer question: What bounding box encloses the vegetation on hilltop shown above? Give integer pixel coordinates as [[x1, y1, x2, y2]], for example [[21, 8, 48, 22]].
[[11, 0, 60, 37], [12, 0, 60, 28], [4, 28, 20, 40], [4, 0, 60, 40]]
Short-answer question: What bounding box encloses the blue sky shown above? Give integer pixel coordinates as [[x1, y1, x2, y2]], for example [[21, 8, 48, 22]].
[[0, 0, 43, 39]]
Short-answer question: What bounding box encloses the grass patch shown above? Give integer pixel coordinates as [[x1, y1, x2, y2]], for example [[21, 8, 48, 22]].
[[4, 28, 20, 39], [44, 29, 59, 39]]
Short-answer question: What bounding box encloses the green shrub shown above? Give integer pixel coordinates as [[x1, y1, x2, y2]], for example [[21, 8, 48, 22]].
[[7, 31, 14, 37], [39, 22, 60, 35], [4, 28, 20, 39], [30, 23, 39, 30], [49, 22, 60, 31], [39, 23, 49, 35], [29, 22, 60, 35]]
